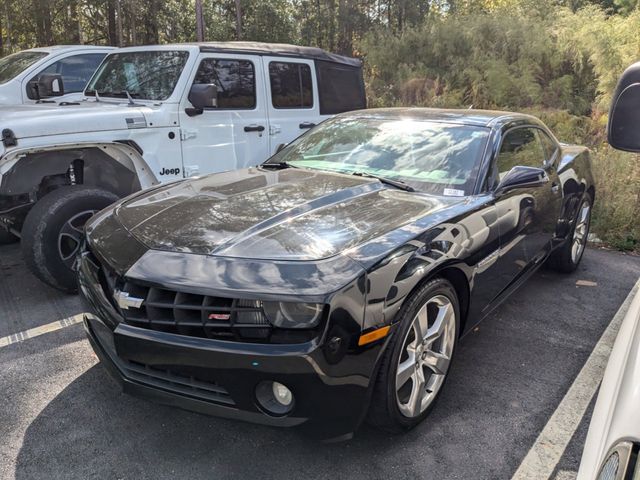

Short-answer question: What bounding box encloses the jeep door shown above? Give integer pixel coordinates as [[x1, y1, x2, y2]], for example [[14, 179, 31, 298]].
[[261, 57, 324, 154], [178, 53, 270, 176]]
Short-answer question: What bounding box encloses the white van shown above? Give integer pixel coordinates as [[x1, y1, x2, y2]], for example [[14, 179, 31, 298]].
[[0, 45, 115, 104], [0, 42, 366, 291]]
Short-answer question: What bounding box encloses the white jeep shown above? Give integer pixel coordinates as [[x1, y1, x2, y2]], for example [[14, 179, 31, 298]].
[[0, 42, 365, 291], [0, 45, 114, 104]]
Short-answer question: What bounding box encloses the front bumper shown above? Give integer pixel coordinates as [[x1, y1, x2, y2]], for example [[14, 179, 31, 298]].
[[79, 251, 383, 441]]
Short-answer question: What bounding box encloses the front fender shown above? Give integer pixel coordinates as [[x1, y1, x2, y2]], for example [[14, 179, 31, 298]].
[[0, 141, 159, 198]]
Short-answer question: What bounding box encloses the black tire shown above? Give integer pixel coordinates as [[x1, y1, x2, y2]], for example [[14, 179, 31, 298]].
[[548, 194, 592, 274], [367, 277, 460, 433], [21, 186, 118, 293], [0, 228, 18, 245]]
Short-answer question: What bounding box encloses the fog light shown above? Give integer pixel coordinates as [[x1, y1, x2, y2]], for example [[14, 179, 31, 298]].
[[256, 381, 295, 416], [272, 382, 293, 406]]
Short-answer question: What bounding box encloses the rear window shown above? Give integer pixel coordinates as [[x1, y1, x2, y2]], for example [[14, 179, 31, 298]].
[[0, 51, 48, 84], [316, 61, 366, 115], [268, 61, 313, 109]]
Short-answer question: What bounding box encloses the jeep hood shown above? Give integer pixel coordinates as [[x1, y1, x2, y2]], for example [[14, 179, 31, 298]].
[[0, 102, 152, 139], [110, 167, 459, 261]]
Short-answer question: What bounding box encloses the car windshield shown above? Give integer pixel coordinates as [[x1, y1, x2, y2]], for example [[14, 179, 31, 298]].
[[0, 51, 49, 84], [85, 50, 189, 101], [266, 116, 489, 196]]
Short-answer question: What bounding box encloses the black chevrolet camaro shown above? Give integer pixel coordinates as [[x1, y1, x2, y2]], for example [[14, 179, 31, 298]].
[[78, 108, 595, 440]]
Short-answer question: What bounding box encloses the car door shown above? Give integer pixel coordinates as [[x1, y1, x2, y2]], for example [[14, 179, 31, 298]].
[[490, 126, 562, 286], [178, 53, 270, 177], [261, 57, 323, 154], [23, 53, 108, 102]]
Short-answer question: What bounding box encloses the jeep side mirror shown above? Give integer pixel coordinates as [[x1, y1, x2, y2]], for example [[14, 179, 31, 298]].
[[186, 83, 217, 116], [495, 166, 549, 195], [608, 62, 640, 152], [28, 73, 65, 100]]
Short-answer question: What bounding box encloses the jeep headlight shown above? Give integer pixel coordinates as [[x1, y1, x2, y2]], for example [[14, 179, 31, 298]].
[[596, 441, 638, 480], [263, 301, 323, 329]]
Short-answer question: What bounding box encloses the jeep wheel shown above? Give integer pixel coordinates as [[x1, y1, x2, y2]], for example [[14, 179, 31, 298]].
[[0, 228, 18, 245], [21, 186, 118, 292]]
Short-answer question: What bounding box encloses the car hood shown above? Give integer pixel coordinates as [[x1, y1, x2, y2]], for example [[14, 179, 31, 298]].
[[113, 167, 461, 261], [0, 101, 152, 139]]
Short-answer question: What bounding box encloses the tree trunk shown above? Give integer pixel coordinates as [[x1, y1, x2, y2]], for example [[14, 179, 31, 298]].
[[195, 0, 204, 42], [115, 0, 124, 46], [69, 0, 81, 44], [107, 0, 117, 45], [235, 0, 242, 40]]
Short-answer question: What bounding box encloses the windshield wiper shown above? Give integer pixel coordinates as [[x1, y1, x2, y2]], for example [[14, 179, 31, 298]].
[[261, 161, 299, 170], [351, 171, 415, 192]]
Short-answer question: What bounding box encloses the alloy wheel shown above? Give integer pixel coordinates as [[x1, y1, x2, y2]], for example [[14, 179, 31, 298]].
[[57, 210, 97, 269], [396, 294, 456, 418], [571, 201, 591, 264]]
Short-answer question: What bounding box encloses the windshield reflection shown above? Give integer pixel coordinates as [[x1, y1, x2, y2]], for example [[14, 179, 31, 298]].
[[267, 117, 489, 195]]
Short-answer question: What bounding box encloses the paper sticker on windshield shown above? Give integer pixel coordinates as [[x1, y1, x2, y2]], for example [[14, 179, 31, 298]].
[[443, 188, 465, 197]]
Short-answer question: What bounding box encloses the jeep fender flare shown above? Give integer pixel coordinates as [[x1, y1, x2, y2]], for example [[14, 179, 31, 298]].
[[0, 141, 160, 199]]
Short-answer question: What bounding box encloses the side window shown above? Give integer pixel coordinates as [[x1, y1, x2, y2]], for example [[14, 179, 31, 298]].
[[537, 130, 559, 164], [29, 53, 107, 97], [268, 62, 312, 109], [315, 60, 366, 114], [495, 127, 546, 180], [192, 58, 255, 109]]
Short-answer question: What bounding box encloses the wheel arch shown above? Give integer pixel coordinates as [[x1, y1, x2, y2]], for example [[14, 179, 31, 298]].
[[383, 261, 471, 337], [0, 142, 158, 201]]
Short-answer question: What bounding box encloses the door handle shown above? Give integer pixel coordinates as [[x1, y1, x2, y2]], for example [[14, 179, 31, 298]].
[[551, 182, 560, 194], [244, 125, 265, 132], [299, 122, 316, 129]]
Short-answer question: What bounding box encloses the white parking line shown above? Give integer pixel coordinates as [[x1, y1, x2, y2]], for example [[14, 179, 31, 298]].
[[511, 278, 640, 480], [0, 313, 84, 349]]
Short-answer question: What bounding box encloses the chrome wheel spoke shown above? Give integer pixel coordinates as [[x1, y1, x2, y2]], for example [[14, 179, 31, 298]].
[[425, 302, 452, 344], [396, 355, 416, 390], [414, 303, 429, 340], [423, 350, 450, 375], [407, 367, 425, 417]]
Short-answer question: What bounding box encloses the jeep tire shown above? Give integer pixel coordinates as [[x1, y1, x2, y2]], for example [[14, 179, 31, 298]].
[[21, 186, 118, 293]]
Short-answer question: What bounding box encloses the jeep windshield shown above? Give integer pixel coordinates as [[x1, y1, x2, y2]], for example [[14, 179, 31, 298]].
[[85, 50, 189, 101], [264, 116, 489, 196], [0, 51, 49, 84]]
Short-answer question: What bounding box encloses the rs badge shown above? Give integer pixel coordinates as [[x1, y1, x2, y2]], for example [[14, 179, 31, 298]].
[[113, 289, 144, 310]]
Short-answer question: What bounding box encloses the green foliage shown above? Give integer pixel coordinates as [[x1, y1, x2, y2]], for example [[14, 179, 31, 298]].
[[360, 11, 599, 114]]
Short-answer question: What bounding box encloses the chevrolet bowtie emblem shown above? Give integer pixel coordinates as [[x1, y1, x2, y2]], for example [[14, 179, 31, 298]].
[[113, 289, 144, 310]]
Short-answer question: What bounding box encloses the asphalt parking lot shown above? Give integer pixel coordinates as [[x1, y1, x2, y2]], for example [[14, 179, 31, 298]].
[[1, 244, 639, 480]]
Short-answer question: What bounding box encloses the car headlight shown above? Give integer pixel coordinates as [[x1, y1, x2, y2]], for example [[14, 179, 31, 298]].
[[262, 301, 323, 329], [597, 441, 638, 480]]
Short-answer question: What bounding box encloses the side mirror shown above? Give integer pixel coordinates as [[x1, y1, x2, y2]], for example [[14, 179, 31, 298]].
[[29, 73, 65, 100], [496, 166, 549, 195], [608, 62, 640, 152], [186, 83, 217, 116]]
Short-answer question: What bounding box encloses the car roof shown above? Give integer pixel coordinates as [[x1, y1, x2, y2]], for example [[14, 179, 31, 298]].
[[342, 107, 541, 128], [26, 45, 116, 53], [113, 41, 361, 67]]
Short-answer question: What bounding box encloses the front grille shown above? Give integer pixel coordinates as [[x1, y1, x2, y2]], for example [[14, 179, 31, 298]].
[[122, 360, 235, 406], [87, 245, 322, 344], [118, 280, 272, 341]]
